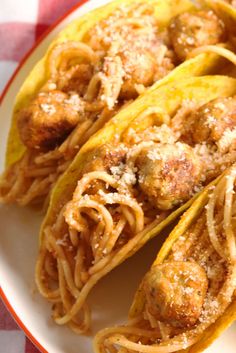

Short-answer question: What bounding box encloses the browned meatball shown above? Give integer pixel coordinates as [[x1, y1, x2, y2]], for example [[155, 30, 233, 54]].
[[58, 64, 93, 95], [169, 10, 226, 61], [120, 50, 157, 99], [82, 143, 127, 175], [183, 97, 236, 145], [17, 90, 81, 150], [144, 261, 208, 328], [137, 143, 202, 210], [80, 144, 127, 194]]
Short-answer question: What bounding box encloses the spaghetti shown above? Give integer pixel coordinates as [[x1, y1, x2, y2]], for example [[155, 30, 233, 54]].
[[35, 84, 236, 334], [94, 164, 236, 353], [1, 0, 236, 206]]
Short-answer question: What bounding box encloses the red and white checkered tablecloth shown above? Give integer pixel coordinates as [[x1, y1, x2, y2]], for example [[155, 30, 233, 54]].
[[0, 1, 83, 351], [0, 0, 81, 94]]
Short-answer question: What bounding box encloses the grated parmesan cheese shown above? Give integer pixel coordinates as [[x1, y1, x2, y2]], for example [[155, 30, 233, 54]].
[[40, 103, 56, 115], [56, 234, 68, 246], [98, 189, 132, 204], [110, 162, 137, 186], [217, 127, 236, 152], [47, 82, 57, 90], [65, 93, 85, 113]]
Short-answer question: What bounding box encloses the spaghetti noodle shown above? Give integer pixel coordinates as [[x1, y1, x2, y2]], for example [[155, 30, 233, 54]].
[[94, 164, 236, 353], [1, 0, 236, 206], [35, 81, 236, 334]]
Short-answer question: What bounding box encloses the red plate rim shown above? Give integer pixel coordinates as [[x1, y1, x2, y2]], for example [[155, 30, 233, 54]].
[[0, 1, 90, 352]]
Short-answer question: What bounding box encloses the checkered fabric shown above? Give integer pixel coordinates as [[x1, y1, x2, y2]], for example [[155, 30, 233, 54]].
[[0, 0, 81, 94], [0, 298, 39, 352], [0, 1, 84, 351]]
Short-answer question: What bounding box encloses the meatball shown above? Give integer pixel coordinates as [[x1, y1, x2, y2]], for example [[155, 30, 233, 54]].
[[58, 63, 93, 95], [82, 143, 127, 174], [80, 144, 127, 194], [169, 10, 226, 61], [182, 97, 236, 145], [120, 50, 157, 99], [144, 261, 208, 328], [137, 143, 202, 210], [17, 90, 81, 150]]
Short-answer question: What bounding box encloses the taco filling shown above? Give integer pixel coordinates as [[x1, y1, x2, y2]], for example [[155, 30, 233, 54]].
[[0, 1, 232, 206], [94, 164, 236, 353], [35, 91, 236, 333]]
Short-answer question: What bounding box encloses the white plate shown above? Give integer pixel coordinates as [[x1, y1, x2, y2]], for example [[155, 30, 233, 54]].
[[0, 1, 235, 352]]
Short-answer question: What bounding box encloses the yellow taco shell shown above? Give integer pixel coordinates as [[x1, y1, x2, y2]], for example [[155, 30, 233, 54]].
[[129, 168, 236, 353], [5, 0, 226, 170], [40, 76, 236, 279]]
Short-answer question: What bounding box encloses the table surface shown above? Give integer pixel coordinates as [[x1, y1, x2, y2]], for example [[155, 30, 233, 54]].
[[0, 1, 84, 352]]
